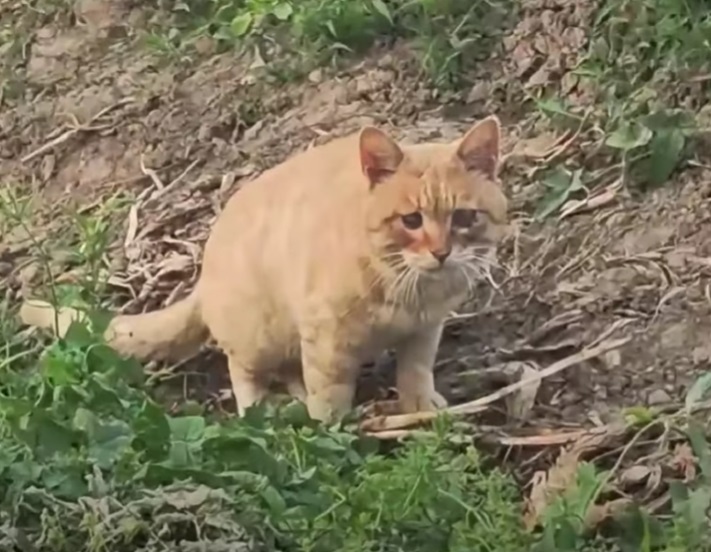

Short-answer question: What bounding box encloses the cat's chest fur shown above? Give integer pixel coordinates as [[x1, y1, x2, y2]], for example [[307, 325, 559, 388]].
[[359, 277, 468, 350]]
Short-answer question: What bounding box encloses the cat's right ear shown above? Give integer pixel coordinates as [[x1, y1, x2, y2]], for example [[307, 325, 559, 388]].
[[359, 127, 404, 188]]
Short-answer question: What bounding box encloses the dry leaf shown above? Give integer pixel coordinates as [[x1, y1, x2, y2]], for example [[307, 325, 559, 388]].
[[585, 498, 632, 527], [505, 132, 561, 162], [524, 447, 581, 531], [558, 178, 622, 219], [523, 431, 611, 531], [504, 361, 541, 422], [670, 442, 697, 482], [619, 465, 651, 486]]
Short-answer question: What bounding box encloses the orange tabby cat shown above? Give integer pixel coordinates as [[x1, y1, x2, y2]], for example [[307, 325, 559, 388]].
[[21, 116, 508, 422]]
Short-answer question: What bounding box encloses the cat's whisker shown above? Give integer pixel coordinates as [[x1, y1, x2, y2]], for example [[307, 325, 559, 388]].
[[460, 253, 510, 276], [385, 264, 411, 304], [460, 262, 486, 284], [404, 268, 421, 309], [366, 254, 409, 296], [457, 265, 476, 297], [460, 260, 503, 292], [453, 252, 500, 268]]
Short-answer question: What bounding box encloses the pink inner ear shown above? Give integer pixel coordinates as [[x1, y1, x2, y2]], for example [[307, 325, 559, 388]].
[[460, 151, 497, 178], [361, 151, 393, 183], [359, 127, 404, 186], [457, 117, 501, 179], [360, 148, 377, 174]]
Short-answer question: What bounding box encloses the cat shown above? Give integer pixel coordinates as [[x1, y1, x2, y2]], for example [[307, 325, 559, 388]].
[[21, 115, 508, 423]]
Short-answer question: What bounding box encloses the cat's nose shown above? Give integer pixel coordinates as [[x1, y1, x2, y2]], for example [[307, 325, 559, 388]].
[[431, 249, 451, 265]]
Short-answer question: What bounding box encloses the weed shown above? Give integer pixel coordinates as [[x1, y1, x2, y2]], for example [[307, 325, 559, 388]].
[[0, 312, 531, 550], [146, 0, 515, 89], [534, 0, 710, 218]]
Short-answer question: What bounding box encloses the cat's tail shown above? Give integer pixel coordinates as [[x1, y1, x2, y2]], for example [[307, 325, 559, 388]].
[[19, 291, 208, 362]]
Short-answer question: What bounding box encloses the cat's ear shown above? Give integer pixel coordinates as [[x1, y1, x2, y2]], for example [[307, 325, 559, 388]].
[[359, 127, 404, 187], [455, 115, 501, 179]]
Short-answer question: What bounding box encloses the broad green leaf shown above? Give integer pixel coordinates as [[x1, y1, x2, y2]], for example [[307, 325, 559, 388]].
[[371, 0, 393, 24], [687, 486, 711, 535], [605, 121, 653, 151], [168, 415, 206, 467], [642, 109, 695, 133], [535, 168, 584, 220], [685, 372, 711, 413], [73, 408, 133, 468], [669, 480, 689, 511], [143, 464, 226, 487], [63, 319, 95, 347], [261, 484, 287, 516], [41, 348, 82, 386], [309, 436, 347, 453], [89, 420, 133, 468], [73, 407, 97, 433], [9, 460, 43, 488], [35, 415, 76, 458], [686, 419, 711, 481], [272, 2, 293, 21], [41, 467, 87, 499], [133, 400, 171, 459], [535, 98, 578, 120], [645, 128, 685, 187], [221, 470, 269, 487], [279, 399, 312, 426], [230, 13, 253, 37], [169, 415, 206, 442], [615, 506, 666, 552]]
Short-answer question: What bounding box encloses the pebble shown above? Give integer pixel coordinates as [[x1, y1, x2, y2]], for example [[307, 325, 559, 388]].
[[647, 389, 672, 405]]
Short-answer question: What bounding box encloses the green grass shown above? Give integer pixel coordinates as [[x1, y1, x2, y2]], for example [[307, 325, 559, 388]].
[[0, 328, 528, 551], [144, 0, 515, 89], [531, 0, 711, 218]]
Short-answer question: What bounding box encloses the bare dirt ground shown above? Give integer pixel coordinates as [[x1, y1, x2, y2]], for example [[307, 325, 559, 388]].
[[3, 0, 711, 435]]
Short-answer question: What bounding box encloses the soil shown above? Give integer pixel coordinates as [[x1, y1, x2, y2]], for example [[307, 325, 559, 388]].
[[2, 0, 711, 432]]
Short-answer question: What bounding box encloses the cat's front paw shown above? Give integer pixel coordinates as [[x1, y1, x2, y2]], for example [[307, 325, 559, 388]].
[[398, 388, 448, 413]]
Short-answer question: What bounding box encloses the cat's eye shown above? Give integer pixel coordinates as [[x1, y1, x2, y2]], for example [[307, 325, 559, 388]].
[[451, 208, 480, 228], [401, 212, 423, 230]]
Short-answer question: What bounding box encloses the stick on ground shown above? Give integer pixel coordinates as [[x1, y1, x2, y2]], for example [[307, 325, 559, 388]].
[[362, 335, 630, 434]]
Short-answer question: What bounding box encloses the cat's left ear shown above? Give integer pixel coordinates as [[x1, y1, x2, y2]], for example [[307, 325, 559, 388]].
[[455, 115, 501, 179], [359, 127, 404, 188]]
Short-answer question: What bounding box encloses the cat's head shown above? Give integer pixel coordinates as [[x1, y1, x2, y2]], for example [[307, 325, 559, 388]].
[[360, 116, 507, 285]]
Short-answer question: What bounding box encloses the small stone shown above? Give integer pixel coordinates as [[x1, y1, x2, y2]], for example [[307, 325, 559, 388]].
[[604, 349, 621, 368], [647, 389, 672, 406], [307, 69, 323, 83], [193, 36, 216, 56], [620, 465, 651, 485], [467, 82, 490, 103]]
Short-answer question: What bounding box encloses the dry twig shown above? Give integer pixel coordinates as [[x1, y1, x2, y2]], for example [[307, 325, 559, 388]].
[[21, 98, 134, 163], [361, 336, 630, 435]]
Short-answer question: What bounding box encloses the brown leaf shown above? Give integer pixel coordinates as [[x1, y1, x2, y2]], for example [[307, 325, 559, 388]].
[[585, 498, 632, 528], [670, 442, 697, 482], [619, 465, 651, 486], [504, 361, 541, 422], [523, 431, 611, 531]]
